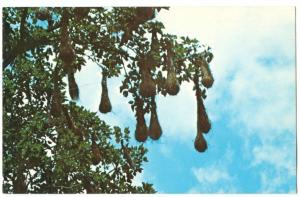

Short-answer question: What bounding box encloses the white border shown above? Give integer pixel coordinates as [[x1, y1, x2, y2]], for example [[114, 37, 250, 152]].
[[0, 0, 299, 7], [0, 0, 299, 196]]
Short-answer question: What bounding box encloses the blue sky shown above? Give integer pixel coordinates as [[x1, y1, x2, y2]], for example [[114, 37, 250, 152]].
[[67, 7, 296, 193]]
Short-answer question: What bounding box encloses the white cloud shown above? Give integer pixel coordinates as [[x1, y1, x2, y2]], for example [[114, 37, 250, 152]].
[[189, 164, 237, 193], [192, 166, 230, 184], [252, 141, 296, 180], [189, 146, 236, 193]]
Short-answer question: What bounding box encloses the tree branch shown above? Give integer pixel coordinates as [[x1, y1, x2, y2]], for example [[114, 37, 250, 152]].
[[3, 36, 54, 70], [20, 8, 28, 42]]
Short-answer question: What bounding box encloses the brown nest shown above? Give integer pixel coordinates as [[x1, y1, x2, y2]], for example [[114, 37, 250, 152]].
[[99, 73, 112, 113], [91, 140, 101, 165], [59, 43, 75, 64], [194, 132, 207, 152], [148, 98, 162, 140], [166, 69, 180, 95], [134, 98, 148, 142], [138, 58, 156, 98], [166, 42, 180, 95], [139, 71, 156, 98], [200, 59, 214, 88], [196, 83, 211, 134], [135, 113, 148, 142], [68, 72, 79, 100]]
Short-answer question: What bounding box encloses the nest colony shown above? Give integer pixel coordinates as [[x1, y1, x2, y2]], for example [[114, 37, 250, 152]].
[[193, 58, 214, 152], [52, 7, 215, 156], [51, 9, 104, 170]]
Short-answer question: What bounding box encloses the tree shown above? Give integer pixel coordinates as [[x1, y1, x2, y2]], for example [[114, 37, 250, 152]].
[[2, 7, 214, 193]]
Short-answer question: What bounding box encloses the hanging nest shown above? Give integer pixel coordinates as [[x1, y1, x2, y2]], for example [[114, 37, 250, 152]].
[[195, 79, 211, 134], [139, 71, 156, 98], [139, 59, 156, 98], [59, 11, 75, 65], [199, 59, 214, 88], [91, 138, 101, 165], [59, 43, 75, 64], [68, 72, 79, 100], [135, 115, 148, 142], [148, 97, 162, 140], [166, 69, 180, 95], [194, 132, 207, 152], [135, 98, 148, 142], [166, 41, 180, 95], [36, 8, 50, 21], [148, 30, 160, 66], [99, 72, 112, 113]]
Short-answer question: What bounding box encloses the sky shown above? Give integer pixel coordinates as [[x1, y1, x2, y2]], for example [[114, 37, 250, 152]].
[[69, 7, 296, 193]]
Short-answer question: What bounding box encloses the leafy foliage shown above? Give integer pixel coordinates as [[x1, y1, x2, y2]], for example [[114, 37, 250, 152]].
[[3, 7, 214, 193]]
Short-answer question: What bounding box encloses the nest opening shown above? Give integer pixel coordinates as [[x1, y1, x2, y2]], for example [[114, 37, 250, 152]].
[[194, 132, 207, 152]]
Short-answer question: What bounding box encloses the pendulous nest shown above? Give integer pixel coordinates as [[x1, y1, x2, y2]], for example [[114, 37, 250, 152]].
[[139, 71, 156, 98], [59, 43, 75, 64], [166, 41, 180, 95], [91, 140, 101, 165], [194, 132, 207, 152], [166, 69, 180, 95], [196, 87, 211, 134], [99, 73, 112, 113], [148, 98, 162, 140], [134, 98, 148, 142], [68, 72, 79, 100], [200, 59, 214, 88]]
